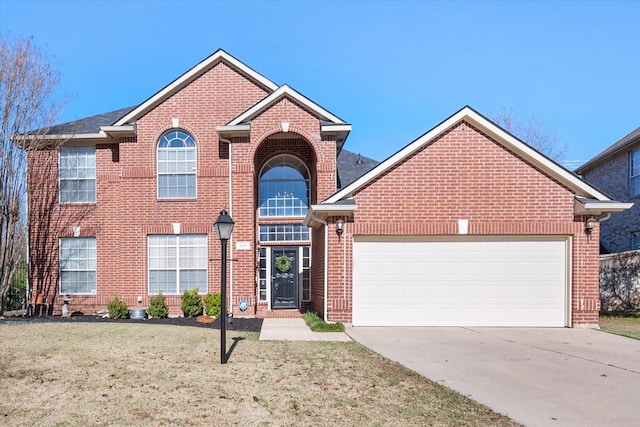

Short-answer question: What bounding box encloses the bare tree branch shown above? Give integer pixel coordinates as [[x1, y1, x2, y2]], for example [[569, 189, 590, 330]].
[[493, 105, 567, 161], [0, 36, 64, 315]]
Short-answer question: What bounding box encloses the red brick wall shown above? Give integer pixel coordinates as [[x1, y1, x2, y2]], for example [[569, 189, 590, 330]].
[[323, 122, 600, 326], [27, 61, 339, 318]]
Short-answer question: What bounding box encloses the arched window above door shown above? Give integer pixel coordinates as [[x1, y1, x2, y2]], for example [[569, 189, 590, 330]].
[[259, 155, 310, 217]]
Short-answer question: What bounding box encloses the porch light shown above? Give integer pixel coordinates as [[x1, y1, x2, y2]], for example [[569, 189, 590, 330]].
[[214, 209, 234, 364], [585, 216, 596, 235], [336, 218, 344, 237]]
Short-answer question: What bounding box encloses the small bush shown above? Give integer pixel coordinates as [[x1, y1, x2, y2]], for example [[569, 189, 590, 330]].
[[203, 293, 221, 318], [148, 293, 169, 318], [107, 298, 129, 319], [303, 311, 344, 332], [181, 288, 203, 317]]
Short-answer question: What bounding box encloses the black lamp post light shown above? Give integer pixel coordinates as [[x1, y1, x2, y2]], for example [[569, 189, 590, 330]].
[[214, 209, 234, 364]]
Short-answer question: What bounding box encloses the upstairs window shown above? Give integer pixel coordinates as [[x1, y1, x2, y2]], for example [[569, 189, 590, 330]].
[[259, 155, 310, 217], [632, 232, 640, 251], [157, 130, 196, 199], [630, 149, 640, 197], [59, 146, 96, 203]]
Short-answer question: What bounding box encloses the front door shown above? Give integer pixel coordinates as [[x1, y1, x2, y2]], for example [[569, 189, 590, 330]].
[[271, 247, 298, 309]]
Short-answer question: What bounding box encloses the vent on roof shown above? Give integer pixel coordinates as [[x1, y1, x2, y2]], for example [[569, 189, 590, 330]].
[[356, 154, 363, 164]]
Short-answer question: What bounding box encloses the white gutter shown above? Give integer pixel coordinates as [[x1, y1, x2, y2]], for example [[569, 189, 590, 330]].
[[220, 137, 233, 316], [308, 213, 329, 322]]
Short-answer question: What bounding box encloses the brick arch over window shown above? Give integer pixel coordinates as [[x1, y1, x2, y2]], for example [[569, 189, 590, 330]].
[[254, 137, 318, 213]]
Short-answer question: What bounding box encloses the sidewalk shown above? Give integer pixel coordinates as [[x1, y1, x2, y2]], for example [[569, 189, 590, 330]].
[[259, 318, 351, 341]]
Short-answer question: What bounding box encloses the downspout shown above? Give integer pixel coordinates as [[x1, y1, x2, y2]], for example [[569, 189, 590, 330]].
[[220, 137, 233, 316], [309, 213, 329, 322]]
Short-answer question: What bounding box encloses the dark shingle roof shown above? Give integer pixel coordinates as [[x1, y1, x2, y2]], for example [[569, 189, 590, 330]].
[[49, 106, 136, 134], [337, 150, 379, 189], [576, 127, 640, 173]]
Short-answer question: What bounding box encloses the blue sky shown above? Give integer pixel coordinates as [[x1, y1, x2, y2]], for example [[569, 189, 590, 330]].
[[1, 0, 638, 168]]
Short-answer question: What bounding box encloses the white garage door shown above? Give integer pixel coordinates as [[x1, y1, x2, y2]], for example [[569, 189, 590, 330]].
[[352, 236, 569, 327]]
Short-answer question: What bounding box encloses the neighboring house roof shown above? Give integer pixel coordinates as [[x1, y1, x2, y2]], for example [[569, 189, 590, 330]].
[[306, 106, 632, 224], [575, 127, 640, 174]]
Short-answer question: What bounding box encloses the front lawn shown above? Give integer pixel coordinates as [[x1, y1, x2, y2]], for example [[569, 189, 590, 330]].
[[599, 312, 640, 340], [0, 322, 518, 426]]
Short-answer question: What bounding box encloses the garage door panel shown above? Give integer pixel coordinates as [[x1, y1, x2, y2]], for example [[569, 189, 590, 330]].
[[353, 237, 568, 327]]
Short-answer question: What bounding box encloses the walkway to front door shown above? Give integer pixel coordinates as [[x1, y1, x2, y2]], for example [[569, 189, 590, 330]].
[[271, 247, 298, 309]]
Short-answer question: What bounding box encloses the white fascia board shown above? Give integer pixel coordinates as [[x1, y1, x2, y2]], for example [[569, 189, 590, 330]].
[[216, 124, 251, 135], [321, 124, 352, 133], [325, 106, 612, 204], [100, 125, 135, 133], [574, 198, 634, 215], [114, 50, 278, 126], [228, 85, 346, 126]]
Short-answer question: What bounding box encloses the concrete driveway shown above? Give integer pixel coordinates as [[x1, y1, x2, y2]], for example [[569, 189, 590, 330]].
[[346, 327, 640, 427]]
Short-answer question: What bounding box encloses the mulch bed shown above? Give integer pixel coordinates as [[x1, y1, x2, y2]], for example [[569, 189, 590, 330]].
[[0, 313, 263, 333]]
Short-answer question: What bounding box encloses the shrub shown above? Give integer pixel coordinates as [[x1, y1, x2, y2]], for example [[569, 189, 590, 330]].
[[181, 288, 203, 317], [203, 293, 222, 318], [303, 311, 345, 332], [107, 298, 129, 319], [148, 293, 169, 319]]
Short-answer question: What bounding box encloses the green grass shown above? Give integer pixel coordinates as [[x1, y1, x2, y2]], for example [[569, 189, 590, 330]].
[[303, 311, 345, 332], [599, 311, 640, 340]]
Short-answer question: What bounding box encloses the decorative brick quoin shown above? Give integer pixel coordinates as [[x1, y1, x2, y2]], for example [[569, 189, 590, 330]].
[[27, 49, 631, 327]]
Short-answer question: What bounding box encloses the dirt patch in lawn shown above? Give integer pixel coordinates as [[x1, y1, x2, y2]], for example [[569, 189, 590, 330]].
[[0, 322, 519, 426]]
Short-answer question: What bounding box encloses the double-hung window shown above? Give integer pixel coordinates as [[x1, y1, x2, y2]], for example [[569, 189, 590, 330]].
[[59, 237, 97, 294], [148, 235, 207, 294], [157, 130, 196, 198], [630, 149, 640, 197], [59, 146, 96, 203]]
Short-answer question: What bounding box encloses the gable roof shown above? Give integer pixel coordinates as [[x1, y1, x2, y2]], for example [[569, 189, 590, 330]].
[[217, 84, 352, 149], [114, 49, 278, 127], [324, 106, 618, 206], [575, 126, 640, 174]]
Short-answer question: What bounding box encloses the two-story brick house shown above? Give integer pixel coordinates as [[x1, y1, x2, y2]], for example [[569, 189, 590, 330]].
[[576, 127, 640, 253], [28, 50, 631, 327]]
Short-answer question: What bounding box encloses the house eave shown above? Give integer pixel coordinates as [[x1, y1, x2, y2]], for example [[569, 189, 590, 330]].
[[216, 124, 251, 137], [100, 125, 136, 138], [303, 202, 357, 228], [574, 197, 634, 215]]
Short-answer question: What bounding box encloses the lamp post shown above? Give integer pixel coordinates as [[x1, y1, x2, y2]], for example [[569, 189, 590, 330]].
[[214, 209, 234, 364]]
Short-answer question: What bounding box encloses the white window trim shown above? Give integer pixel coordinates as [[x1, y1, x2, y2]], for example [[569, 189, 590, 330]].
[[59, 146, 96, 204], [59, 237, 97, 295], [630, 149, 640, 198], [156, 130, 197, 199], [148, 234, 208, 295]]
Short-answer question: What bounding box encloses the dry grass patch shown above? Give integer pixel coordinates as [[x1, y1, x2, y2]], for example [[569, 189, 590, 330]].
[[0, 323, 518, 426]]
